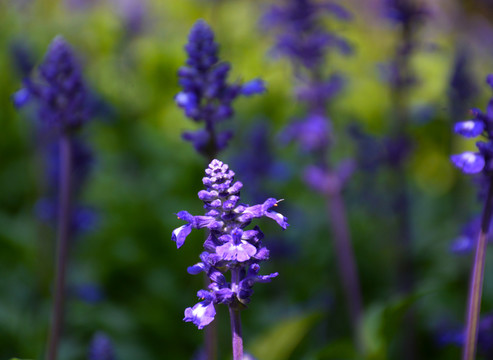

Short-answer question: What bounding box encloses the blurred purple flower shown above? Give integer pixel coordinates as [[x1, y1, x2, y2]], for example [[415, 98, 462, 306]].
[[176, 20, 266, 158], [89, 332, 116, 360]]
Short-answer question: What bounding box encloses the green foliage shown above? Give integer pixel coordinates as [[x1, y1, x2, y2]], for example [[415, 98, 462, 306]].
[[249, 312, 322, 360]]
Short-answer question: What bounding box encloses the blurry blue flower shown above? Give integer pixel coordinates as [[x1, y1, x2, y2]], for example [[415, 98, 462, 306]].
[[89, 332, 115, 360], [450, 217, 493, 255], [280, 113, 331, 153], [262, 0, 352, 69], [111, 0, 148, 37], [176, 20, 265, 157], [172, 160, 287, 328], [13, 36, 93, 131], [73, 283, 105, 304]]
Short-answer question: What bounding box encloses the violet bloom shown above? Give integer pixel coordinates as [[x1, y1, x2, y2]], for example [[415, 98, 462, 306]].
[[175, 20, 266, 158], [172, 160, 287, 358], [89, 332, 116, 360]]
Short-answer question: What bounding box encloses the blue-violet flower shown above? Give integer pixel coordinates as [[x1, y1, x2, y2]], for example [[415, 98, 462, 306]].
[[172, 159, 288, 329]]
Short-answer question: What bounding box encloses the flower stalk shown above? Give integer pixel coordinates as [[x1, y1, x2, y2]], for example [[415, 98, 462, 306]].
[[463, 178, 493, 360], [46, 134, 73, 360], [326, 188, 362, 344], [229, 268, 244, 360]]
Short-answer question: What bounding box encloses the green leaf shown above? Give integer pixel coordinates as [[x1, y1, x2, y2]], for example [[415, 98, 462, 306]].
[[360, 292, 424, 360], [248, 312, 322, 360], [315, 338, 359, 360]]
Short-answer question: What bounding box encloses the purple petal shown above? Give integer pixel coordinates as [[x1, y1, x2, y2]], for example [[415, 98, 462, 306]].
[[265, 210, 289, 229], [172, 224, 192, 248], [451, 152, 485, 174], [187, 262, 207, 275], [184, 300, 216, 329], [454, 120, 484, 138], [216, 242, 257, 262]]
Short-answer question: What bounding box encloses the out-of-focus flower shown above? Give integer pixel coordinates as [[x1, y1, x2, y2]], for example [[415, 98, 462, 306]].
[[89, 332, 116, 360], [176, 20, 265, 158]]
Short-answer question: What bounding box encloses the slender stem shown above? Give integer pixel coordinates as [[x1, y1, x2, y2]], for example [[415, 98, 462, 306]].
[[462, 178, 493, 360], [229, 269, 244, 360], [326, 187, 363, 348], [46, 134, 73, 360], [204, 274, 217, 360]]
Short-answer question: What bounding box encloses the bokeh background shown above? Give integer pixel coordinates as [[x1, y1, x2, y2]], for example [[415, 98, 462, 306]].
[[2, 0, 493, 359]]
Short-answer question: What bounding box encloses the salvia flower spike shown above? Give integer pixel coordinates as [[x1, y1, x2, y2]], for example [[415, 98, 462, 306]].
[[451, 74, 493, 360], [13, 36, 94, 360], [172, 159, 288, 359], [175, 20, 266, 159]]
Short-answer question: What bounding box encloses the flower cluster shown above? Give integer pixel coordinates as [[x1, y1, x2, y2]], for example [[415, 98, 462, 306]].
[[175, 20, 265, 157], [172, 159, 288, 329], [451, 75, 493, 175], [13, 36, 93, 132]]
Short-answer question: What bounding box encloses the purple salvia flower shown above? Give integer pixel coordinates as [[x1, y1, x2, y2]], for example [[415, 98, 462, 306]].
[[452, 75, 493, 360], [176, 21, 266, 159], [88, 332, 116, 360], [264, 0, 363, 345], [13, 37, 98, 360], [172, 159, 288, 359], [13, 36, 93, 131]]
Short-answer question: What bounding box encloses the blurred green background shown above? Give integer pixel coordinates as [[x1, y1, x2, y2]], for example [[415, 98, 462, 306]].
[[2, 0, 493, 359]]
